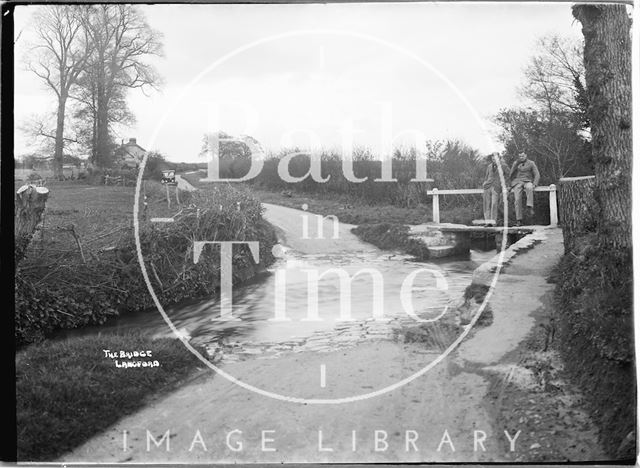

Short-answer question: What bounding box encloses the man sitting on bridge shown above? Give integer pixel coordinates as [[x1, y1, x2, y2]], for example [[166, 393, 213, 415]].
[[509, 151, 540, 226], [482, 153, 509, 226]]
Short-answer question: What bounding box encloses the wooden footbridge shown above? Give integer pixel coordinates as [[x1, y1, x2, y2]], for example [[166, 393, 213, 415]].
[[427, 185, 559, 225], [408, 223, 540, 258], [409, 184, 561, 258]]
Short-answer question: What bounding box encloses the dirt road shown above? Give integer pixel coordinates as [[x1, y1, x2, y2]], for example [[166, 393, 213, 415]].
[[60, 205, 603, 463], [262, 202, 378, 255]]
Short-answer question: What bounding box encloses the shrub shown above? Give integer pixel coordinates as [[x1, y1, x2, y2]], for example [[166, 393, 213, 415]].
[[143, 152, 170, 181], [115, 187, 276, 313], [15, 272, 120, 345]]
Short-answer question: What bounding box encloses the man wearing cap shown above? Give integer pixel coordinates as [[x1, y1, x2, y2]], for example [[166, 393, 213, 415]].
[[509, 152, 540, 226], [482, 153, 508, 225]]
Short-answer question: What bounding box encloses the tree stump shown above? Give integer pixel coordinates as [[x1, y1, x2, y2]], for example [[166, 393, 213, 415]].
[[558, 176, 596, 253], [15, 184, 50, 266]]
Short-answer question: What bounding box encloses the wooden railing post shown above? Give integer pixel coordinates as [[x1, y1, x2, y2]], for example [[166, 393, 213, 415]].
[[425, 185, 557, 226], [549, 184, 558, 226], [432, 188, 440, 224]]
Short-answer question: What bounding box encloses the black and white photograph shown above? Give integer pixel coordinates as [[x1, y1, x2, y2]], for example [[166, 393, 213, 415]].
[[4, 0, 637, 464]]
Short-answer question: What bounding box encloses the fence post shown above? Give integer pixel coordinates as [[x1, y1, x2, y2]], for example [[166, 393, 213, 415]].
[[549, 184, 558, 226], [432, 188, 440, 224]]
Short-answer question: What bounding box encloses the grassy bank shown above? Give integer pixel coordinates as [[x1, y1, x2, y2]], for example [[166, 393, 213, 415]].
[[486, 289, 608, 462], [351, 223, 431, 259], [552, 235, 635, 459], [17, 333, 204, 461], [251, 187, 435, 225]]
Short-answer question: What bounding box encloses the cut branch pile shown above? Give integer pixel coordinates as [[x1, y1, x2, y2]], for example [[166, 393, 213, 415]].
[[15, 184, 277, 346]]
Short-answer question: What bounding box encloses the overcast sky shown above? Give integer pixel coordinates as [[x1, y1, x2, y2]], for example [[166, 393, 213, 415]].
[[14, 2, 583, 162]]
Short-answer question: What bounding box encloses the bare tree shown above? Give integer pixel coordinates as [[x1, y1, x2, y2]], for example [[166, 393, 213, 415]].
[[20, 111, 84, 156], [76, 5, 162, 167], [26, 6, 90, 179], [573, 4, 632, 250], [519, 35, 587, 121], [493, 33, 593, 182]]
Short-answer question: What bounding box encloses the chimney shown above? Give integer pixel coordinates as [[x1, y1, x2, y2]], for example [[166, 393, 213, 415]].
[[129, 138, 137, 145]]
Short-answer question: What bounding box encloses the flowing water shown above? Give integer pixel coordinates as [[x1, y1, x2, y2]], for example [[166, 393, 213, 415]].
[[55, 203, 496, 352], [56, 246, 494, 348]]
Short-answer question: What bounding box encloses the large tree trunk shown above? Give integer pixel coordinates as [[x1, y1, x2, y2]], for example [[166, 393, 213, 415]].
[[95, 88, 111, 168], [53, 94, 68, 180], [572, 4, 632, 250], [94, 54, 112, 168], [91, 92, 98, 164], [558, 176, 597, 253], [15, 185, 50, 266]]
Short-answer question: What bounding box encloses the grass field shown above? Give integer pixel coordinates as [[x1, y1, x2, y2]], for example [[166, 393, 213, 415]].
[[22, 178, 184, 256], [16, 333, 205, 461], [15, 167, 78, 182], [29, 182, 136, 253]]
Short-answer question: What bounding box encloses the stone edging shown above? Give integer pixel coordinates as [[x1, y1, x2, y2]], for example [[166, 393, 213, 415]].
[[471, 227, 550, 287]]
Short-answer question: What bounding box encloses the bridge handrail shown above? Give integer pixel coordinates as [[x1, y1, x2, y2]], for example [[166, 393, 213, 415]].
[[426, 185, 555, 195], [428, 184, 558, 226]]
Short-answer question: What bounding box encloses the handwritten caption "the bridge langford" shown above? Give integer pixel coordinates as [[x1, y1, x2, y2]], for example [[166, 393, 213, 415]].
[[103, 349, 160, 369]]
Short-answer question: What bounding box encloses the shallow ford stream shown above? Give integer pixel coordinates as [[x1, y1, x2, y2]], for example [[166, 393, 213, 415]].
[[57, 241, 495, 354]]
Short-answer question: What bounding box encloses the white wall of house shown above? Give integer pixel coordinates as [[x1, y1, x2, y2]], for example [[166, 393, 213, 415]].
[[117, 138, 147, 167]]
